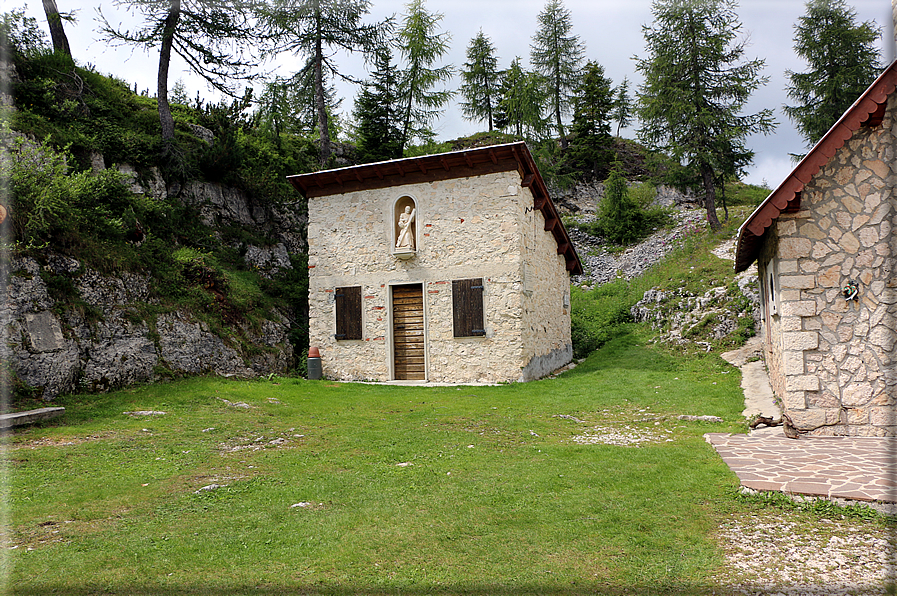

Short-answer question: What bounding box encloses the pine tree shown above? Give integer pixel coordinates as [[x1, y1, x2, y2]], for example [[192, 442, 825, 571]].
[[597, 163, 642, 245], [99, 0, 260, 145], [530, 0, 585, 144], [41, 0, 71, 56], [256, 61, 342, 141], [784, 0, 881, 148], [635, 0, 775, 231], [354, 47, 403, 163], [396, 0, 454, 149], [611, 76, 633, 137], [459, 30, 500, 131], [495, 58, 548, 140], [566, 60, 615, 180], [260, 0, 386, 167]]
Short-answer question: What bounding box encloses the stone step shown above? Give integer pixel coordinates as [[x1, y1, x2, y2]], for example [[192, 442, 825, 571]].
[[0, 407, 65, 429]]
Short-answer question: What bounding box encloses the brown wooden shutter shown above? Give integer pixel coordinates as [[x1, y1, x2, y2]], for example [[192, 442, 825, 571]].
[[452, 278, 485, 337], [335, 286, 362, 340]]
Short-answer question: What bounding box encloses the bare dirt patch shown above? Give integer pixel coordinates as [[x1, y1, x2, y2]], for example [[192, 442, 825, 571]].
[[11, 432, 117, 450]]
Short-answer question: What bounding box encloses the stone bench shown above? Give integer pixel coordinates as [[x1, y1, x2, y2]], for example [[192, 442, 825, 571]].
[[0, 407, 65, 429]]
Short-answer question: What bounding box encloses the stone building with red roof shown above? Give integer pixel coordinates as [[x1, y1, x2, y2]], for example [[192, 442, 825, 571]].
[[734, 62, 896, 436]]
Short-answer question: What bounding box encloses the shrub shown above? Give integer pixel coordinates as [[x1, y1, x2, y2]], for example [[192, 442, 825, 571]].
[[578, 168, 673, 245], [4, 136, 130, 244], [3, 135, 176, 252], [725, 181, 769, 207]]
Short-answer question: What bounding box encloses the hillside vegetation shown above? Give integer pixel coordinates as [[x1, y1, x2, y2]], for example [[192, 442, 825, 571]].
[[3, 37, 771, 405]]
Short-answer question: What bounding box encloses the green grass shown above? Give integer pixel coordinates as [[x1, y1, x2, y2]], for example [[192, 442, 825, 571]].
[[5, 328, 891, 595], [6, 331, 749, 595]]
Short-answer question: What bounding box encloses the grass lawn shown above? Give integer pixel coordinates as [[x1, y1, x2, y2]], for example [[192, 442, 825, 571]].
[[3, 328, 759, 595]]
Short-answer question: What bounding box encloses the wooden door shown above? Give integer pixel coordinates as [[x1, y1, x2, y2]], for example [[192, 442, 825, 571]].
[[392, 284, 425, 380]]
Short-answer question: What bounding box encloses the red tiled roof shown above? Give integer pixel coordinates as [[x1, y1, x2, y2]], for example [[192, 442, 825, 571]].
[[734, 60, 897, 273], [288, 142, 583, 275]]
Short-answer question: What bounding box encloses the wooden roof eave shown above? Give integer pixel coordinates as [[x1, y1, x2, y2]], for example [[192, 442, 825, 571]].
[[733, 60, 897, 273], [515, 146, 584, 276]]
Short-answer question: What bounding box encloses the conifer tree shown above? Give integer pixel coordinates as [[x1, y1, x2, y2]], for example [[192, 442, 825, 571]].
[[635, 0, 775, 231], [41, 0, 71, 56], [100, 0, 260, 146], [597, 163, 642, 245], [354, 47, 403, 163], [256, 64, 342, 141], [784, 0, 881, 148], [396, 0, 454, 149], [611, 76, 633, 137], [460, 30, 500, 131], [495, 58, 548, 140], [566, 60, 615, 180], [530, 0, 585, 144], [261, 0, 386, 167]]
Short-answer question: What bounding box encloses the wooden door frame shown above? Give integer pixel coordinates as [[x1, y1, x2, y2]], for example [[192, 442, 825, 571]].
[[388, 282, 428, 381]]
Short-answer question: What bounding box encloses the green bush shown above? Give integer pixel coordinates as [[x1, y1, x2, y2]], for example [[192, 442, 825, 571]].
[[725, 181, 770, 207], [4, 137, 128, 244], [3, 135, 176, 252], [235, 130, 317, 208], [578, 168, 672, 245]]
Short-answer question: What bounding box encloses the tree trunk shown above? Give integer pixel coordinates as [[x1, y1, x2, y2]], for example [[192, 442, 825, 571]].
[[157, 0, 181, 143], [41, 0, 71, 56], [486, 80, 493, 132], [314, 12, 331, 168], [700, 162, 722, 231], [555, 103, 567, 148]]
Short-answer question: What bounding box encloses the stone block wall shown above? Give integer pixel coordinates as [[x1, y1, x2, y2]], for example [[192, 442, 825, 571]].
[[519, 197, 573, 380], [760, 96, 897, 436], [308, 171, 573, 383]]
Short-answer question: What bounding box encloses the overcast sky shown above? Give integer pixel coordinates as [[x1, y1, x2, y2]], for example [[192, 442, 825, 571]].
[[20, 0, 895, 187]]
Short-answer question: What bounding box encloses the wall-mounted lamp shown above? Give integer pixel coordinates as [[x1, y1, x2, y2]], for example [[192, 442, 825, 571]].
[[842, 280, 859, 301]]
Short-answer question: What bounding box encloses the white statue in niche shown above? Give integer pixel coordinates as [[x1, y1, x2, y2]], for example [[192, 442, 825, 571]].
[[396, 206, 416, 250]]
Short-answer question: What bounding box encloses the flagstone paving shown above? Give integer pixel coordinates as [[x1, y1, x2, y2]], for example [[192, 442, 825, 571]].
[[705, 426, 897, 506]]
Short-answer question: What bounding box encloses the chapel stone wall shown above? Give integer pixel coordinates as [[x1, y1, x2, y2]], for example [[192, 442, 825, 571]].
[[519, 199, 574, 380], [767, 96, 896, 436], [307, 170, 571, 383]]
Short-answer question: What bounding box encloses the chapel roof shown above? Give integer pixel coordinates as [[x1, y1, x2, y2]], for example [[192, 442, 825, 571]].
[[734, 59, 897, 273], [287, 141, 583, 275]]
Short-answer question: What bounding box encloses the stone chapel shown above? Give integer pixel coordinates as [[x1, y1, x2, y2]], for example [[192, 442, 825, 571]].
[[288, 142, 582, 383]]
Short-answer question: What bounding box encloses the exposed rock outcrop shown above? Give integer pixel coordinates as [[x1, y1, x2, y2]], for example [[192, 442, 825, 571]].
[[552, 181, 698, 215], [3, 254, 295, 399], [571, 209, 708, 287], [3, 149, 306, 400]]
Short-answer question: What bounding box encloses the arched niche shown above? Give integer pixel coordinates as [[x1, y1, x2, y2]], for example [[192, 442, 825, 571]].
[[393, 196, 417, 257]]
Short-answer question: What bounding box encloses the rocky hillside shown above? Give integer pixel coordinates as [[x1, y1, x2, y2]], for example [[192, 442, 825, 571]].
[[558, 181, 761, 353], [3, 153, 307, 400]]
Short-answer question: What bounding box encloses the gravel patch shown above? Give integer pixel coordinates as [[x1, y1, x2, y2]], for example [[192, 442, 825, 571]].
[[716, 513, 896, 595], [571, 208, 708, 287], [571, 425, 676, 446]]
